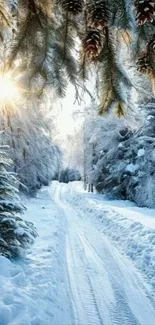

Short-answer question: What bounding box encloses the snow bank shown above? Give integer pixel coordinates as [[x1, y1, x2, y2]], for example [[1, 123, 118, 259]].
[[65, 183, 155, 288], [0, 189, 72, 325]]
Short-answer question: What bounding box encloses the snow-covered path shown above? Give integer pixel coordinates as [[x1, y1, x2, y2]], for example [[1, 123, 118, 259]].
[[0, 181, 155, 325], [54, 182, 155, 325]]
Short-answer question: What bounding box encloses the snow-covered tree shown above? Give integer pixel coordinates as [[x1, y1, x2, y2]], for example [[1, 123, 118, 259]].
[[0, 146, 37, 257], [0, 98, 62, 195], [83, 101, 155, 207]]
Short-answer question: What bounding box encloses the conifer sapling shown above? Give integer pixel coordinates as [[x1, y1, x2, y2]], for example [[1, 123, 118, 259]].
[[0, 147, 37, 258]]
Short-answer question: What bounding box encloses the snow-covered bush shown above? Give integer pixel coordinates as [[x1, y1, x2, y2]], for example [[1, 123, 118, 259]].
[[84, 104, 155, 208], [59, 168, 81, 183], [0, 147, 37, 257]]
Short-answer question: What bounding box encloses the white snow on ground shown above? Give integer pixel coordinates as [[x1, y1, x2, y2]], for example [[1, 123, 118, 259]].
[[0, 181, 155, 325], [0, 186, 73, 325], [55, 182, 155, 325], [65, 182, 155, 289]]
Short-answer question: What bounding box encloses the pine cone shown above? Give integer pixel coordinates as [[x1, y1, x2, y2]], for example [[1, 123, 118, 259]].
[[148, 37, 155, 52], [59, 0, 84, 15], [135, 0, 155, 25], [137, 52, 151, 73], [87, 0, 109, 30], [83, 29, 103, 61]]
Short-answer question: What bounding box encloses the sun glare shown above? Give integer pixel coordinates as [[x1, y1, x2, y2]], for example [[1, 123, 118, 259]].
[[0, 74, 20, 104]]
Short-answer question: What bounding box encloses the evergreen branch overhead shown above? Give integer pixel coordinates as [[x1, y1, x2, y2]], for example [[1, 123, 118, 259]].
[[98, 28, 131, 116], [0, 0, 155, 114]]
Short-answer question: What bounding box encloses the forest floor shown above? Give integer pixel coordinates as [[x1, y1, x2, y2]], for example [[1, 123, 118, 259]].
[[0, 181, 155, 325]]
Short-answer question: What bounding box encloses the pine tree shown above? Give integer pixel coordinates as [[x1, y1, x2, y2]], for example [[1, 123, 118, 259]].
[[0, 146, 37, 258]]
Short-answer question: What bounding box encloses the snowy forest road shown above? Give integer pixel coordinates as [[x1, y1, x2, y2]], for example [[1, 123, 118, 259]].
[[2, 182, 155, 325], [53, 182, 155, 325]]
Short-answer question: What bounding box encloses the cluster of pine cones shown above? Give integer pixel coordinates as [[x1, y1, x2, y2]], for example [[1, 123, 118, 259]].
[[135, 1, 155, 76], [83, 0, 109, 61], [57, 1, 155, 66], [58, 0, 109, 61]]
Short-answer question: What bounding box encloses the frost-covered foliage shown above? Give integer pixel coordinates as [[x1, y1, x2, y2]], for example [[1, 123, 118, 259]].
[[0, 99, 62, 195], [1, 0, 154, 117], [59, 168, 81, 184], [0, 146, 37, 258], [84, 103, 155, 207]]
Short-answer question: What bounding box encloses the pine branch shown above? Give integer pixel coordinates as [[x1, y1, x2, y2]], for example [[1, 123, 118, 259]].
[[109, 0, 135, 31], [0, 0, 11, 28], [99, 28, 131, 116]]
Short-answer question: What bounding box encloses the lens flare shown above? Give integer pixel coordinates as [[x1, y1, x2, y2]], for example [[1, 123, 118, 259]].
[[0, 74, 20, 103]]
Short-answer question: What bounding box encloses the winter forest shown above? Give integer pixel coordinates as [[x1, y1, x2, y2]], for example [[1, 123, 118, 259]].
[[1, 0, 155, 324]]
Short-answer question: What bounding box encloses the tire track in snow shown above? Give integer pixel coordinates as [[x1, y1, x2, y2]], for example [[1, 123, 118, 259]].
[[66, 233, 104, 325], [53, 183, 155, 325], [77, 231, 140, 325]]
